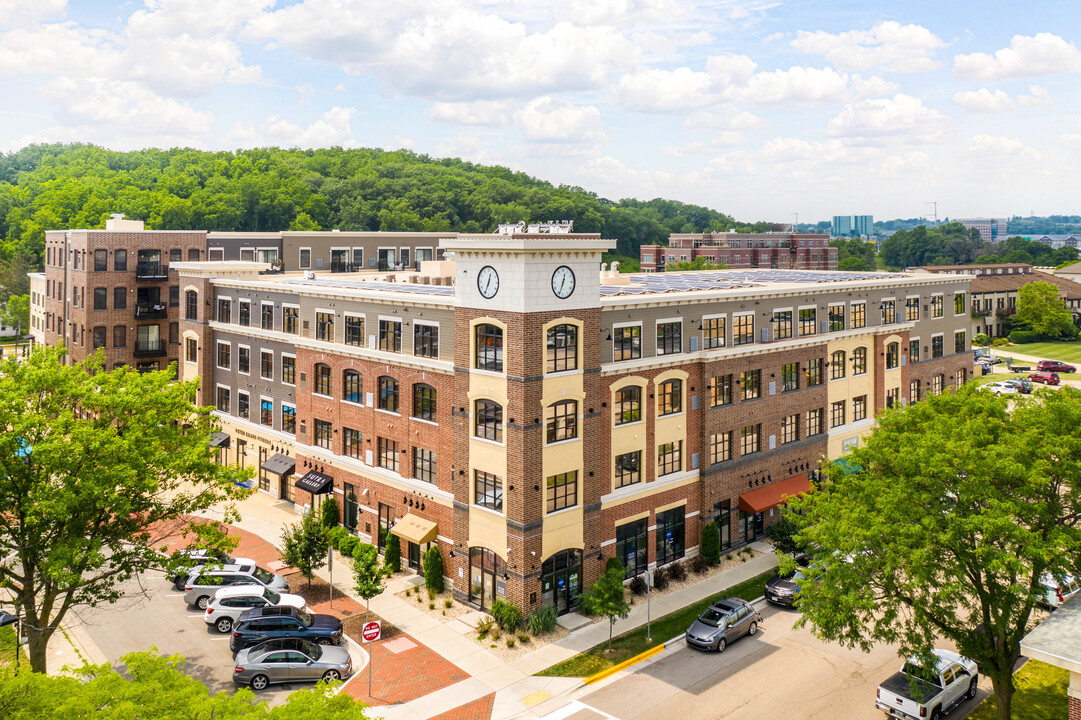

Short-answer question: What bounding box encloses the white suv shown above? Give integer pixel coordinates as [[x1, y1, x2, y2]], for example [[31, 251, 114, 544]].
[[203, 585, 306, 633]]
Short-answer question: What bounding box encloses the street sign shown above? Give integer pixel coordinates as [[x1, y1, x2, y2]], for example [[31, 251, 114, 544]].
[[362, 620, 382, 642], [644, 570, 654, 587]]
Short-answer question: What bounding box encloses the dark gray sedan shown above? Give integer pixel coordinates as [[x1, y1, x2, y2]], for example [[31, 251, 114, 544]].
[[764, 567, 806, 607], [685, 598, 761, 652], [233, 637, 352, 690]]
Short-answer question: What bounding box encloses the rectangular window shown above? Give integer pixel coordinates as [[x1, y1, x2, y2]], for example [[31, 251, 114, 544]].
[[344, 315, 364, 346], [414, 323, 439, 358], [377, 437, 399, 472], [316, 312, 334, 342], [260, 399, 273, 426], [955, 331, 966, 354], [237, 346, 250, 374], [169, 322, 179, 346], [281, 355, 295, 385], [909, 340, 920, 364], [658, 441, 683, 476], [709, 375, 732, 406], [413, 448, 436, 483], [546, 324, 578, 373], [94, 249, 108, 271], [782, 362, 799, 392], [830, 352, 846, 379], [217, 299, 231, 324], [299, 248, 311, 269], [710, 431, 732, 464], [92, 326, 106, 349], [474, 401, 503, 442], [93, 287, 107, 310], [740, 424, 760, 456], [615, 386, 641, 424], [656, 321, 682, 356], [238, 392, 249, 420], [613, 325, 641, 361], [932, 335, 944, 358], [546, 401, 578, 443], [283, 306, 298, 334], [413, 384, 436, 421], [828, 304, 845, 332], [114, 249, 127, 271], [656, 507, 685, 566], [741, 369, 761, 400], [614, 450, 641, 488], [658, 380, 682, 415], [475, 324, 503, 371], [281, 405, 296, 434], [343, 428, 362, 459], [703, 316, 725, 349], [261, 304, 274, 330], [806, 408, 823, 436], [886, 343, 899, 369], [887, 387, 901, 407], [781, 414, 799, 444], [831, 400, 846, 428], [114, 286, 127, 310], [378, 319, 401, 352], [185, 337, 196, 362], [931, 295, 944, 318], [910, 380, 921, 405], [616, 518, 648, 578], [954, 292, 966, 315], [260, 351, 273, 380], [851, 302, 866, 328], [314, 419, 333, 450], [881, 300, 896, 324], [474, 470, 502, 511], [799, 307, 817, 336], [216, 342, 230, 369], [906, 297, 920, 322], [853, 395, 867, 421], [546, 471, 578, 513], [733, 314, 754, 345], [169, 285, 179, 307], [806, 358, 823, 387], [772, 310, 792, 340], [216, 386, 230, 412]]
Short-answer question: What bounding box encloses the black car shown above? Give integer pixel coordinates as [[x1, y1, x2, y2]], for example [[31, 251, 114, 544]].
[[764, 567, 807, 607], [230, 606, 343, 654]]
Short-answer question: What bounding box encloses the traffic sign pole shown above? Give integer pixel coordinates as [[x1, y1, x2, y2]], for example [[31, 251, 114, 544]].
[[328, 547, 333, 610], [361, 620, 381, 697]]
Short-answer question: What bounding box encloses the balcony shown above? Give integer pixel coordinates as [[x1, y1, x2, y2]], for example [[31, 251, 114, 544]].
[[995, 307, 1016, 316], [135, 262, 169, 281], [135, 302, 168, 319], [133, 339, 167, 357], [330, 262, 363, 273]]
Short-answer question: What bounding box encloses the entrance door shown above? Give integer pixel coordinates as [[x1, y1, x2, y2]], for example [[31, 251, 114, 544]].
[[408, 542, 420, 571], [280, 473, 294, 502], [541, 549, 582, 616], [468, 547, 505, 610], [330, 249, 348, 273], [259, 448, 269, 491]]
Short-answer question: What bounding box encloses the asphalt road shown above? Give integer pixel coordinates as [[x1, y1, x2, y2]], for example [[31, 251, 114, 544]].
[[71, 571, 365, 705], [569, 601, 990, 720]]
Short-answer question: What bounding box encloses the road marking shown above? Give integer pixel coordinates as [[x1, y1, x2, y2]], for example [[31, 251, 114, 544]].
[[188, 615, 205, 618], [166, 594, 186, 598]]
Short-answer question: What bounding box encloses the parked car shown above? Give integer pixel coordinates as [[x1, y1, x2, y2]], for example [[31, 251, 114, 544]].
[[1029, 371, 1061, 386], [233, 636, 352, 690], [685, 598, 761, 652], [875, 649, 978, 719], [1003, 379, 1033, 394], [183, 565, 290, 610], [1037, 360, 1076, 373], [1038, 573, 1080, 609], [230, 606, 344, 654], [204, 585, 306, 633], [167, 549, 255, 591], [764, 566, 807, 607], [980, 381, 1018, 395], [981, 355, 1004, 365], [979, 363, 993, 376]]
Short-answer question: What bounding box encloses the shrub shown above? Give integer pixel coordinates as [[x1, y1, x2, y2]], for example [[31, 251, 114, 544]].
[[320, 496, 340, 528], [517, 632, 530, 644], [404, 588, 411, 597], [992, 337, 1009, 347], [527, 605, 558, 635], [423, 546, 445, 593], [701, 522, 721, 565], [768, 512, 802, 555], [416, 594, 422, 603], [1009, 330, 1042, 344], [691, 554, 709, 574], [491, 627, 502, 640], [383, 533, 401, 573], [974, 332, 991, 346], [605, 556, 625, 574], [476, 617, 494, 638], [337, 535, 358, 558], [652, 566, 669, 591], [506, 636, 515, 648], [327, 526, 349, 550], [628, 576, 648, 596], [428, 587, 436, 601], [429, 602, 435, 609], [490, 598, 522, 631], [668, 562, 687, 582], [444, 599, 453, 609]]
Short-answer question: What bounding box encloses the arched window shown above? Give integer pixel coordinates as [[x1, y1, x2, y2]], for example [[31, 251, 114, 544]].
[[885, 342, 899, 370], [475, 324, 503, 372], [413, 384, 436, 421], [474, 400, 503, 442], [830, 350, 846, 379], [314, 363, 332, 396], [185, 290, 198, 321], [852, 346, 867, 374], [546, 324, 578, 373], [469, 547, 506, 610], [546, 400, 578, 443], [658, 379, 682, 416], [377, 376, 399, 411], [343, 370, 363, 403]]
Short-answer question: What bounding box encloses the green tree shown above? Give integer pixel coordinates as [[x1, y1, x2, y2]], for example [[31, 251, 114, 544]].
[[383, 533, 401, 573], [289, 211, 320, 231], [0, 650, 370, 718], [0, 347, 251, 672], [1016, 280, 1074, 338], [320, 496, 340, 528], [423, 546, 444, 593], [786, 386, 1081, 720], [700, 521, 721, 565], [280, 508, 330, 588], [766, 511, 801, 555], [666, 256, 727, 271], [838, 256, 868, 272], [2, 293, 28, 331], [352, 543, 388, 612], [580, 560, 632, 651]]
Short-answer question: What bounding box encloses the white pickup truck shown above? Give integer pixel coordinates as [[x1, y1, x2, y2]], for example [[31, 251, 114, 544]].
[[875, 649, 979, 720]]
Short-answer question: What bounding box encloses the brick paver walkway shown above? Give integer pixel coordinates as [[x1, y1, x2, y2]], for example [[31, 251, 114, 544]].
[[429, 693, 496, 720], [339, 633, 469, 706]]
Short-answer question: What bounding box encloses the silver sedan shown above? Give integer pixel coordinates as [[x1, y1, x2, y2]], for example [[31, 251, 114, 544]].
[[232, 637, 353, 691]]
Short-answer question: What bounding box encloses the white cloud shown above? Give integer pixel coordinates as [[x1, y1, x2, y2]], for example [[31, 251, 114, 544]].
[[738, 65, 852, 105], [827, 93, 951, 144], [39, 76, 213, 135], [0, 0, 66, 29], [1062, 134, 1081, 150], [614, 67, 717, 112], [663, 134, 744, 157], [228, 106, 357, 148], [513, 97, 604, 143], [563, 0, 694, 27], [790, 21, 946, 73], [954, 33, 1081, 81], [964, 134, 1042, 161], [683, 106, 766, 130], [953, 88, 1015, 112], [1018, 85, 1052, 107], [704, 53, 758, 85], [297, 83, 316, 105], [426, 100, 514, 126], [851, 74, 901, 98]]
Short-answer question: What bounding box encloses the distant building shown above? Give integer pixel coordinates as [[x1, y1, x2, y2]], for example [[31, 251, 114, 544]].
[[1022, 234, 1081, 249], [956, 218, 1008, 243], [640, 232, 837, 272], [29, 272, 46, 347], [831, 215, 873, 238]]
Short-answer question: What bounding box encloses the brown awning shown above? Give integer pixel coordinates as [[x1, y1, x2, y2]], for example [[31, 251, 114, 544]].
[[739, 474, 811, 514], [390, 514, 438, 545]]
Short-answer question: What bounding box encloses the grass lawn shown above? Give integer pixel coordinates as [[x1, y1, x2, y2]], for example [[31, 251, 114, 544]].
[[968, 659, 1067, 720], [536, 568, 775, 677], [0, 625, 18, 666], [998, 342, 1081, 364]]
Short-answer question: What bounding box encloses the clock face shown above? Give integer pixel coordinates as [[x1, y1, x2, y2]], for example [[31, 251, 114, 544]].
[[477, 265, 500, 299], [552, 265, 576, 299]]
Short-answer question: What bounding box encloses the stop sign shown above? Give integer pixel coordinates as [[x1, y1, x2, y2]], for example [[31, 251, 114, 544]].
[[362, 620, 381, 642]]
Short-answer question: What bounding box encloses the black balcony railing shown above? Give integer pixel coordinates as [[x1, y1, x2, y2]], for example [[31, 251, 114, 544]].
[[133, 340, 167, 357], [330, 262, 364, 273], [135, 303, 168, 319], [135, 262, 168, 280]]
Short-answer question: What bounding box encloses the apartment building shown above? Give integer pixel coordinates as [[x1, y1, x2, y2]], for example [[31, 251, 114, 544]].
[[956, 217, 1008, 244], [28, 272, 46, 347], [206, 230, 451, 271], [640, 232, 838, 272], [176, 232, 971, 618]]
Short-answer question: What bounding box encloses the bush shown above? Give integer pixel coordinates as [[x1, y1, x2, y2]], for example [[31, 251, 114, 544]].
[[974, 332, 991, 346], [384, 533, 401, 573], [628, 576, 648, 596], [444, 599, 453, 609], [992, 337, 1010, 347], [423, 546, 445, 593], [605, 556, 625, 574], [768, 512, 802, 555], [506, 636, 515, 648], [429, 602, 435, 609], [320, 496, 340, 528], [701, 522, 721, 565], [490, 598, 522, 631], [327, 526, 349, 550], [337, 535, 358, 558], [668, 562, 687, 582], [517, 632, 530, 643], [475, 617, 494, 638], [527, 604, 558, 635], [428, 587, 436, 601], [691, 554, 709, 574], [652, 567, 669, 591], [1009, 330, 1042, 344]]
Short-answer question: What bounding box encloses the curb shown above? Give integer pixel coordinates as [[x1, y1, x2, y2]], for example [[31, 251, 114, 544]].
[[582, 643, 665, 685]]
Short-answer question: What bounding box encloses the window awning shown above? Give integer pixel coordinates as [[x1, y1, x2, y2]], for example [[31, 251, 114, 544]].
[[294, 470, 333, 495], [209, 432, 230, 448], [260, 453, 295, 477], [739, 474, 811, 514], [390, 514, 438, 545]]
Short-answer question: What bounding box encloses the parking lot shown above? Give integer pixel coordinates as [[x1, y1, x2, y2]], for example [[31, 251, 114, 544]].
[[69, 570, 367, 706]]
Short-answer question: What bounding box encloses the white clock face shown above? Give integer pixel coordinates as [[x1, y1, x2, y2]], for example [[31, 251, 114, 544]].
[[477, 265, 500, 299], [552, 265, 576, 299]]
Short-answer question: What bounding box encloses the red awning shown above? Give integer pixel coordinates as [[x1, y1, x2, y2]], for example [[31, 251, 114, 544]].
[[738, 474, 811, 514]]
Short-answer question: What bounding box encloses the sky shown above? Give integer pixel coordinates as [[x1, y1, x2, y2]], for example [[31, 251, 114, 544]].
[[1, 1, 1080, 224]]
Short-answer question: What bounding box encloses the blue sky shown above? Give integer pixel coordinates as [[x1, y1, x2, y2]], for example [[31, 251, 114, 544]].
[[1, 0, 1080, 223]]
